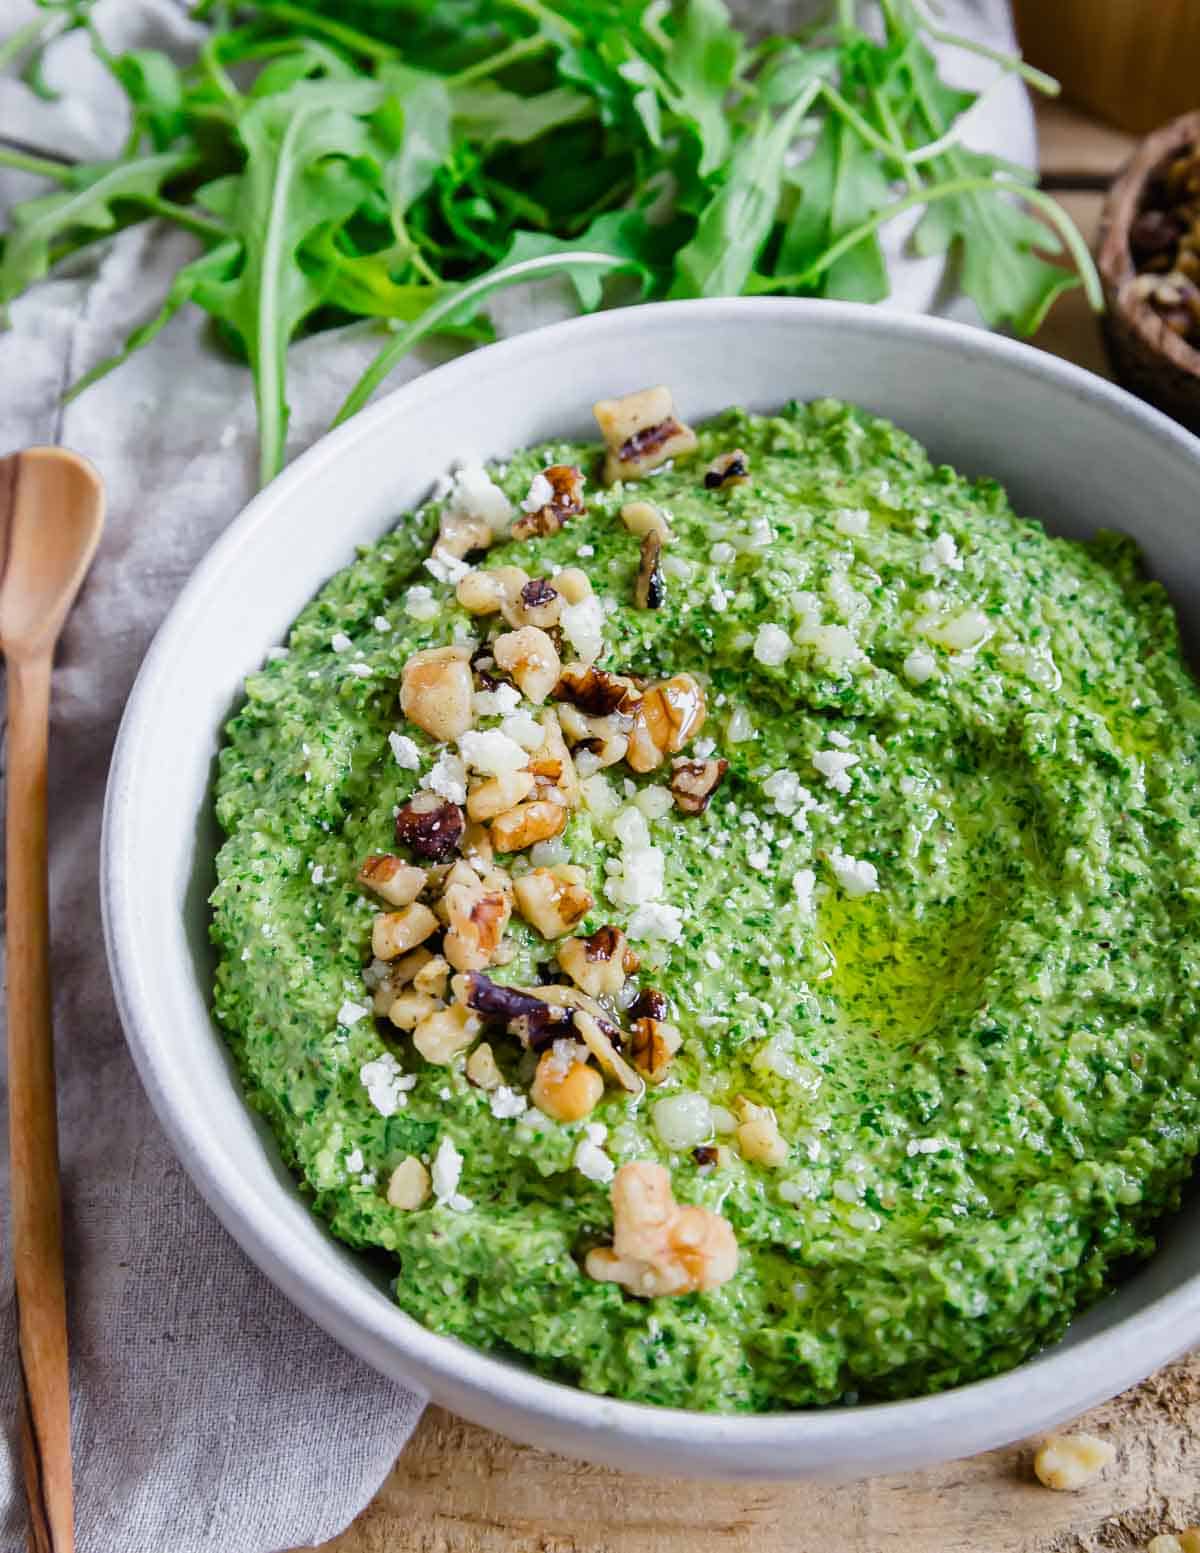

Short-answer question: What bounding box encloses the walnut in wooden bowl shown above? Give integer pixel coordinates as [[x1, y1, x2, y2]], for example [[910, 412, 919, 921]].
[[1099, 111, 1200, 435]]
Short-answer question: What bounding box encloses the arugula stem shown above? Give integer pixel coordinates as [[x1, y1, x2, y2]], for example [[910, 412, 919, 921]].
[[819, 82, 915, 183], [246, 2, 403, 62], [873, 90, 922, 194], [759, 173, 1101, 306], [908, 0, 1060, 97], [332, 252, 628, 428], [0, 147, 75, 185], [502, 0, 580, 43], [139, 194, 233, 242], [256, 109, 307, 485], [451, 34, 550, 86], [0, 15, 53, 74]]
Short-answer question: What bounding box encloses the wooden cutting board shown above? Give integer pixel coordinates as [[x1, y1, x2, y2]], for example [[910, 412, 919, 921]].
[[314, 103, 1200, 1553]]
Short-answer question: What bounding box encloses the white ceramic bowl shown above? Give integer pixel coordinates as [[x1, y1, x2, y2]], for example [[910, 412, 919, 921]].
[[102, 299, 1200, 1478]]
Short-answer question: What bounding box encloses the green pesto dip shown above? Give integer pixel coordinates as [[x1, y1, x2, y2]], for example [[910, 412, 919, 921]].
[[211, 398, 1200, 1412]]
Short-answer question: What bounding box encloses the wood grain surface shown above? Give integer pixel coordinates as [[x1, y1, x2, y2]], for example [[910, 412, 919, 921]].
[[312, 103, 1200, 1553]]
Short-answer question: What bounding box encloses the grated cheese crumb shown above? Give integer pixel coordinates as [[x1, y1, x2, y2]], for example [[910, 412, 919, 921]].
[[389, 731, 421, 770]]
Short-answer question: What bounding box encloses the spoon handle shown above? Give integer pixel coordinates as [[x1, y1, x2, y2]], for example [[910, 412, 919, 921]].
[[6, 652, 74, 1553]]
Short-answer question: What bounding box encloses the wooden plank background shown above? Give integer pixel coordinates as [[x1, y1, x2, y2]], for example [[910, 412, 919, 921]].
[[313, 103, 1200, 1553]]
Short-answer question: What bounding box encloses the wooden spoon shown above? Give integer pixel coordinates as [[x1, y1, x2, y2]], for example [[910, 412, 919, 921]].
[[0, 448, 105, 1553]]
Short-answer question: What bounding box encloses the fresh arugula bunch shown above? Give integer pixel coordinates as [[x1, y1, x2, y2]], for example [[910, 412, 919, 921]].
[[0, 0, 1100, 484]]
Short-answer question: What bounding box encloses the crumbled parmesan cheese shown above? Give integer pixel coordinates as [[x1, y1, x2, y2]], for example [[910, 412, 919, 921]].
[[652, 1093, 712, 1151], [920, 531, 962, 573], [489, 1086, 528, 1120], [709, 583, 731, 612], [344, 661, 372, 678], [404, 584, 440, 622], [903, 648, 936, 685], [711, 541, 736, 563], [573, 1122, 615, 1183], [388, 731, 421, 770], [627, 902, 684, 942], [828, 851, 879, 898], [431, 1135, 472, 1211], [753, 623, 793, 667], [421, 751, 468, 804], [360, 1054, 417, 1117], [330, 632, 353, 653], [762, 770, 816, 821], [792, 867, 816, 912], [559, 595, 605, 664], [338, 999, 369, 1028], [446, 462, 513, 534], [521, 471, 554, 513], [311, 864, 326, 885], [727, 706, 755, 743], [500, 710, 545, 751], [459, 727, 530, 777], [812, 748, 859, 795], [345, 1148, 364, 1174], [835, 507, 870, 536], [424, 548, 471, 585], [473, 683, 522, 719]]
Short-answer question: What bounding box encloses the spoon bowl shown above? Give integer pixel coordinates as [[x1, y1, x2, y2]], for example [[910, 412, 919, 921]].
[[0, 448, 105, 658]]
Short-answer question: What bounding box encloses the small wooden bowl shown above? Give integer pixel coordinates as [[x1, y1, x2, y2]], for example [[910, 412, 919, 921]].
[[1098, 110, 1200, 435]]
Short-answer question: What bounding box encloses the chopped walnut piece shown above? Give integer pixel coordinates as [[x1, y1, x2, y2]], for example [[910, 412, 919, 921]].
[[357, 854, 427, 908], [465, 1041, 503, 1090], [493, 626, 561, 704], [626, 674, 707, 772], [1033, 1433, 1115, 1492], [670, 757, 728, 814], [572, 1009, 642, 1094], [512, 463, 586, 539], [461, 818, 494, 868], [457, 970, 575, 1048], [555, 568, 592, 604], [412, 954, 450, 999], [531, 1045, 604, 1122], [386, 988, 443, 1030], [634, 531, 665, 610], [441, 865, 512, 973], [490, 799, 567, 853], [585, 1161, 738, 1296], [512, 864, 593, 938], [371, 903, 439, 961], [734, 1096, 788, 1167], [594, 388, 699, 484], [629, 987, 668, 1022], [394, 791, 465, 862], [412, 1002, 482, 1065], [528, 708, 580, 807], [620, 500, 673, 543], [400, 645, 474, 741], [556, 925, 630, 998], [369, 945, 434, 1014], [514, 577, 562, 630], [456, 569, 513, 616], [467, 769, 536, 822], [437, 508, 493, 560], [704, 449, 750, 489], [387, 1156, 431, 1210], [553, 663, 642, 717], [628, 1017, 680, 1083]]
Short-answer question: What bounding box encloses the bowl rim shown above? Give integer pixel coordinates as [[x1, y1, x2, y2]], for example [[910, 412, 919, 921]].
[[102, 296, 1200, 1473]]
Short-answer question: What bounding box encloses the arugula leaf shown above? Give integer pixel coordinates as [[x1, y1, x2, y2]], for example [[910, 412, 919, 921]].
[[654, 0, 742, 177], [375, 64, 452, 220], [502, 209, 653, 309], [824, 117, 891, 303], [0, 151, 195, 306], [668, 99, 808, 300], [110, 50, 187, 151], [189, 80, 391, 482], [450, 82, 594, 148]]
